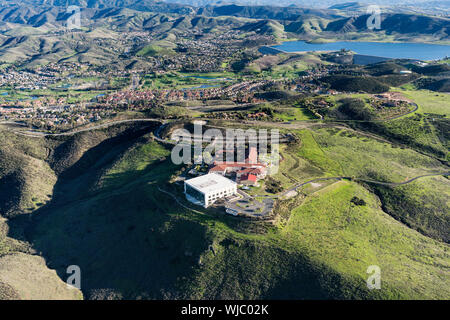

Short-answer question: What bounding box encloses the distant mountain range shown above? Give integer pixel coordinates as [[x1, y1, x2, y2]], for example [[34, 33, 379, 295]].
[[0, 0, 448, 68], [325, 14, 449, 36], [0, 1, 446, 37], [0, 0, 447, 27], [163, 0, 450, 10], [1, 0, 448, 11]]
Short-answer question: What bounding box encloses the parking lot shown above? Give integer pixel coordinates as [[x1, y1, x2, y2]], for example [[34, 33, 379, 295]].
[[224, 190, 274, 218]]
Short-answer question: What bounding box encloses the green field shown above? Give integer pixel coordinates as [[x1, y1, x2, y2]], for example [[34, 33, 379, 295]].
[[367, 175, 450, 243], [282, 181, 449, 299], [326, 90, 449, 160], [136, 44, 175, 57], [142, 71, 235, 90], [311, 127, 445, 182], [274, 107, 317, 121], [255, 53, 327, 79], [248, 126, 447, 195], [398, 89, 449, 116]]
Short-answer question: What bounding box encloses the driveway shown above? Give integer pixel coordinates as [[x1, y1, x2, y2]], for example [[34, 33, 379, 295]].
[[225, 190, 274, 218]]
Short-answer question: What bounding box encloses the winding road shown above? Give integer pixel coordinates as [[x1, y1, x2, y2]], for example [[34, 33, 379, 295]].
[[0, 99, 418, 138], [3, 118, 163, 137], [280, 172, 450, 197], [2, 115, 448, 219]]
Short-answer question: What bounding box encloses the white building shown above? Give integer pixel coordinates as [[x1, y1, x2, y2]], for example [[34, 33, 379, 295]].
[[184, 173, 237, 208]]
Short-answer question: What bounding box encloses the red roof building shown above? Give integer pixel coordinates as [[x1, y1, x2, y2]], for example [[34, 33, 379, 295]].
[[236, 167, 265, 178], [213, 162, 265, 168], [209, 165, 227, 175], [240, 173, 258, 185], [208, 147, 267, 184]]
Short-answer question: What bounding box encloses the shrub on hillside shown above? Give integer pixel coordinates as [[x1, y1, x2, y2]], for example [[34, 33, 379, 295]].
[[320, 75, 389, 93], [330, 98, 375, 121], [265, 177, 283, 194]]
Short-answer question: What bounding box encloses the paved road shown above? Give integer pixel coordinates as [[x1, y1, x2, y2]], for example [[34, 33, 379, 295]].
[[5, 118, 164, 137], [354, 172, 450, 187], [2, 99, 419, 138], [225, 190, 274, 218], [387, 103, 419, 121], [129, 74, 141, 90], [5, 116, 446, 187], [157, 187, 205, 215], [252, 172, 450, 201], [159, 170, 450, 220]]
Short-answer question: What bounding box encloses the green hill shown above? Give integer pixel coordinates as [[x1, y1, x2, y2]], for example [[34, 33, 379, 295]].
[[137, 44, 175, 57], [238, 20, 286, 38], [325, 13, 450, 40], [415, 78, 450, 92], [320, 75, 390, 93], [0, 122, 448, 299], [367, 176, 450, 243], [282, 180, 449, 299]]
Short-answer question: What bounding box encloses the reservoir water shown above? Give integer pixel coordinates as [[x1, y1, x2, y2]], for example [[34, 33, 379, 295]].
[[270, 41, 450, 61]]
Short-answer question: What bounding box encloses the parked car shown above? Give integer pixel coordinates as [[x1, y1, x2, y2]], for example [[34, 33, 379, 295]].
[[226, 208, 239, 216]]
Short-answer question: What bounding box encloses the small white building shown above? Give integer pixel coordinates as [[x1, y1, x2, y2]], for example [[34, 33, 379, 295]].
[[184, 173, 237, 208]]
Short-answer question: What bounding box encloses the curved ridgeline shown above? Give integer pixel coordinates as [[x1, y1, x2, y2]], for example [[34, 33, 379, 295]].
[[262, 40, 450, 65], [260, 45, 397, 65], [352, 54, 393, 65], [259, 46, 286, 55]]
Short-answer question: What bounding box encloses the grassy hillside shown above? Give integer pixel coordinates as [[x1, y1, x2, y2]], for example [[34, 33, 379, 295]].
[[398, 89, 449, 116], [0, 253, 83, 300], [0, 122, 448, 300], [0, 129, 84, 300], [324, 13, 450, 41], [250, 125, 448, 196], [282, 181, 449, 299], [330, 89, 449, 161], [277, 128, 447, 186], [238, 20, 287, 39], [136, 42, 176, 57], [0, 123, 157, 299], [0, 131, 56, 217], [311, 127, 446, 181], [320, 75, 390, 94], [366, 176, 450, 243]]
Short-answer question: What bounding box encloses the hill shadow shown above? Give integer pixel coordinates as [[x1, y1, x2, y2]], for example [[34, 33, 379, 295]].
[[5, 122, 211, 299]]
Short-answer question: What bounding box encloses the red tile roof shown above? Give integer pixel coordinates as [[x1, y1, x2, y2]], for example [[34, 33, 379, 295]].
[[238, 167, 263, 174], [209, 165, 227, 172], [213, 162, 266, 168], [241, 173, 257, 182]]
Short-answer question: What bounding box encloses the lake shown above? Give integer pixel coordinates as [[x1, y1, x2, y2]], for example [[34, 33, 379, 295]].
[[270, 41, 450, 61]]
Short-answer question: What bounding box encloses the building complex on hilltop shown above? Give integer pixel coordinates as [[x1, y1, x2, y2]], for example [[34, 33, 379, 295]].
[[184, 173, 238, 208], [208, 147, 267, 186], [184, 147, 270, 207]]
